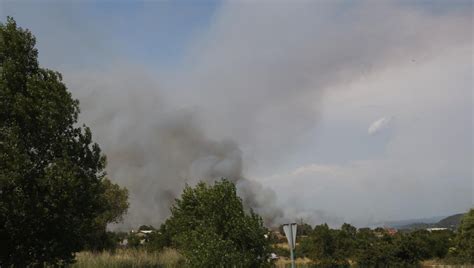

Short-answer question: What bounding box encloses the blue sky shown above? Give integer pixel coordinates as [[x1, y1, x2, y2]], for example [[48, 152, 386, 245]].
[[2, 1, 220, 70], [1, 1, 472, 227]]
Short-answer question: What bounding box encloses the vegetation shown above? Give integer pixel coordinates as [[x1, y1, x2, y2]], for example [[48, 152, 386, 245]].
[[72, 248, 184, 268], [289, 212, 474, 267], [150, 179, 271, 267], [92, 208, 472, 267], [298, 223, 353, 266], [449, 208, 474, 263], [0, 17, 128, 266]]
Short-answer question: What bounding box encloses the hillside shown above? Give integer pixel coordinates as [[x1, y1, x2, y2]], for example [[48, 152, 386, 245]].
[[399, 213, 465, 230], [372, 216, 444, 229], [435, 213, 464, 229]]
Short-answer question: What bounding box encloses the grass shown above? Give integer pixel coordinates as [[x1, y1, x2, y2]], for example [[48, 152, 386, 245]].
[[72, 248, 185, 268], [421, 259, 473, 267], [73, 249, 471, 268], [273, 257, 314, 267]]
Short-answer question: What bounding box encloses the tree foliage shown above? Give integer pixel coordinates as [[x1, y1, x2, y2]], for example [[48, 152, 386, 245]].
[[0, 17, 128, 266], [156, 179, 271, 267], [297, 223, 459, 266], [299, 223, 352, 266], [452, 208, 474, 263]]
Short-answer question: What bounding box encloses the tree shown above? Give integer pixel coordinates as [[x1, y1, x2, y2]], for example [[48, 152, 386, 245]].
[[355, 228, 396, 267], [160, 179, 270, 267], [391, 233, 426, 265], [410, 229, 454, 259], [147, 223, 173, 251], [355, 229, 428, 266], [334, 223, 357, 259], [299, 224, 349, 266], [341, 223, 357, 238], [0, 17, 128, 266], [453, 208, 474, 263], [297, 222, 314, 236], [82, 178, 129, 252]]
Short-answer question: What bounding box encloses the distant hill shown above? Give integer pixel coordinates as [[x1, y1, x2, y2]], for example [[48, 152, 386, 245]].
[[398, 213, 465, 230], [435, 213, 464, 229], [370, 215, 445, 229]]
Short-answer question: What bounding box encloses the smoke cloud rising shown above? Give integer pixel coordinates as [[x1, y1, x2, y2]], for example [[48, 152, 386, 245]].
[[45, 1, 471, 227], [67, 69, 284, 227]]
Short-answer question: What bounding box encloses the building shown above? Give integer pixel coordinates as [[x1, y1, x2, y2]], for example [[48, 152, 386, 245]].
[[426, 227, 447, 232]]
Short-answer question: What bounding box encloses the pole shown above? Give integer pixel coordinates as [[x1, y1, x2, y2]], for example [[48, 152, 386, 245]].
[[289, 224, 295, 268]]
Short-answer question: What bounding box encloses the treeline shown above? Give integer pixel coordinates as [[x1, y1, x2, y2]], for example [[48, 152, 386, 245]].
[[270, 212, 473, 266], [92, 180, 271, 267], [100, 209, 473, 267]]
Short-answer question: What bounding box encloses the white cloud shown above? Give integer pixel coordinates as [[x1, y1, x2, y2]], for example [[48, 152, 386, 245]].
[[368, 117, 392, 135]]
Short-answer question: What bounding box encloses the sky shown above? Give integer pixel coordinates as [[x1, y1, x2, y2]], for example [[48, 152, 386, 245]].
[[1, 0, 472, 228]]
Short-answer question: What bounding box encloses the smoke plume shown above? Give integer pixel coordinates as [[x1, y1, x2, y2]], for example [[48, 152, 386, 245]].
[[67, 69, 285, 228], [59, 1, 471, 228]]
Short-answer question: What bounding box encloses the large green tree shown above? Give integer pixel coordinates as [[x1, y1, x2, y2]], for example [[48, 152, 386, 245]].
[[453, 208, 474, 263], [158, 179, 270, 267], [0, 17, 128, 266]]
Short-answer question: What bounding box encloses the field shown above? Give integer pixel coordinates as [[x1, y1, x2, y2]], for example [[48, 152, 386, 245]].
[[72, 248, 184, 268], [72, 249, 469, 268]]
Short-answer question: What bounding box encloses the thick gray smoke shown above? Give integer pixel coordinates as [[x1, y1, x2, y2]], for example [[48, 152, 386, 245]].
[[60, 1, 471, 228], [67, 69, 284, 228], [167, 1, 471, 176]]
